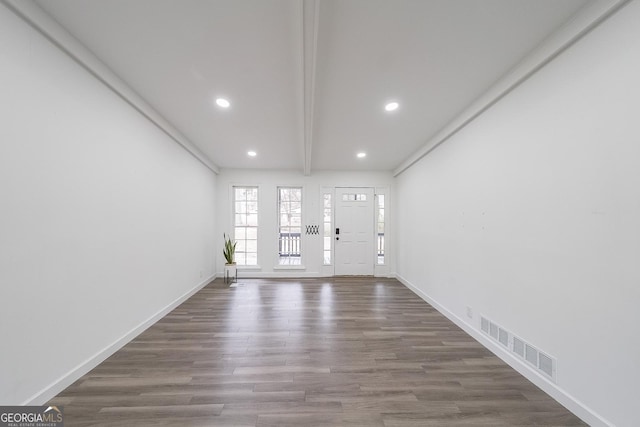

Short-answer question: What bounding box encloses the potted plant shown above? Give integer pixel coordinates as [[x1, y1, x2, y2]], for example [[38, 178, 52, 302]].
[[223, 233, 237, 284]]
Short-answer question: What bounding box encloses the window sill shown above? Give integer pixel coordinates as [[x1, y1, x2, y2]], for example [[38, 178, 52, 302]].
[[273, 265, 306, 270], [238, 265, 262, 271]]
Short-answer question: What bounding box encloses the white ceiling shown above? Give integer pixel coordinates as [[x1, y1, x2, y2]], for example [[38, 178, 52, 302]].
[[35, 0, 593, 173]]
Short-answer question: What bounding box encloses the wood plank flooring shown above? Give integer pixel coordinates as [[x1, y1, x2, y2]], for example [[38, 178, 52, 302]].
[[48, 277, 586, 426]]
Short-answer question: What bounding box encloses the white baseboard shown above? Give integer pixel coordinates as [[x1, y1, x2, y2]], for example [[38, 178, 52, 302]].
[[219, 271, 325, 279], [23, 273, 216, 405], [219, 271, 399, 279], [395, 274, 613, 427]]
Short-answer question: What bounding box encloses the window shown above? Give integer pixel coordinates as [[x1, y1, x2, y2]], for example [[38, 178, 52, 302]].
[[342, 193, 367, 201], [377, 194, 385, 265], [278, 187, 302, 265], [323, 193, 332, 265], [233, 186, 258, 266]]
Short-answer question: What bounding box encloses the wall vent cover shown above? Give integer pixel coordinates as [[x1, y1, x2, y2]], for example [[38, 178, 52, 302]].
[[498, 328, 509, 347], [513, 336, 525, 358], [538, 351, 555, 379], [489, 322, 499, 340], [479, 315, 557, 383], [525, 344, 538, 366], [481, 317, 489, 334]]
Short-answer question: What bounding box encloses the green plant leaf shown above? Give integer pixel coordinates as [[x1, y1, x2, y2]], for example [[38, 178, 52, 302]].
[[223, 233, 236, 264]]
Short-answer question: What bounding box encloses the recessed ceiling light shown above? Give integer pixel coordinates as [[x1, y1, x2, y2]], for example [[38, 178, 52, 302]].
[[216, 98, 230, 108], [247, 151, 257, 157], [385, 101, 399, 112], [357, 152, 366, 158]]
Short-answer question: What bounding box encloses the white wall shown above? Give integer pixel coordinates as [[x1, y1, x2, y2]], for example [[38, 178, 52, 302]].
[[217, 169, 394, 278], [0, 5, 216, 404], [396, 2, 640, 426]]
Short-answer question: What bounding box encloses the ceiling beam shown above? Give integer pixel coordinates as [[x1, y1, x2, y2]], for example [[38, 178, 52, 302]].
[[1, 0, 220, 175], [393, 0, 631, 177], [301, 0, 320, 176]]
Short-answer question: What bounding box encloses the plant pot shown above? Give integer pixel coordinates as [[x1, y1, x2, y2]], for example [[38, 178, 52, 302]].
[[224, 263, 237, 285]]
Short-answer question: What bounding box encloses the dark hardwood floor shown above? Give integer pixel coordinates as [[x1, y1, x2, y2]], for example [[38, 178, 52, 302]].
[[48, 277, 586, 426]]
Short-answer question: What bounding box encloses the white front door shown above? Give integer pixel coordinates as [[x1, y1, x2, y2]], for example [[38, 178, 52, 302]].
[[334, 187, 375, 276]]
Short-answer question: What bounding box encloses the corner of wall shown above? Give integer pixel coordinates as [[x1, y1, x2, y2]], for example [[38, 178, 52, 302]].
[[394, 274, 613, 427]]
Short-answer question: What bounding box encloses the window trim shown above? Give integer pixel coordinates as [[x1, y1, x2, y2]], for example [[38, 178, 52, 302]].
[[232, 185, 259, 267], [322, 190, 333, 266], [277, 186, 304, 266], [376, 192, 386, 266]]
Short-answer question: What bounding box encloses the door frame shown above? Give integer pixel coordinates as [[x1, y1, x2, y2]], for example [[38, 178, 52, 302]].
[[332, 186, 376, 276], [320, 186, 389, 278]]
